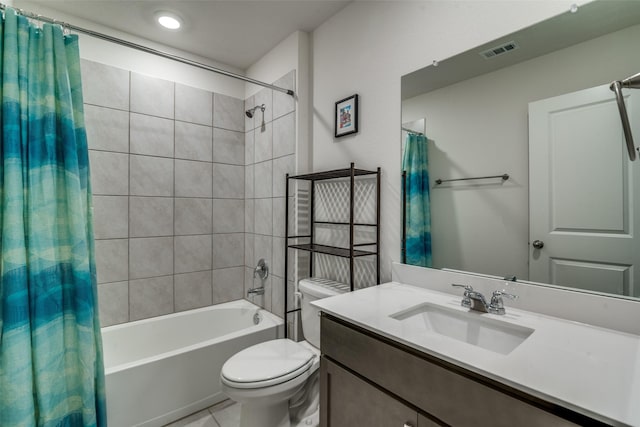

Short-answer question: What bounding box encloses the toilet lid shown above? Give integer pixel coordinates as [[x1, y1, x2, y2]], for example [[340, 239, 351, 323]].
[[221, 339, 315, 388]]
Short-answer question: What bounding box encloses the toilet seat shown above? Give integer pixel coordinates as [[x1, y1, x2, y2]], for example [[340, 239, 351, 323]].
[[221, 339, 315, 389]]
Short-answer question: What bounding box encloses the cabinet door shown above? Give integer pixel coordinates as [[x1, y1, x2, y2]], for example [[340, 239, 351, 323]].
[[320, 357, 418, 427]]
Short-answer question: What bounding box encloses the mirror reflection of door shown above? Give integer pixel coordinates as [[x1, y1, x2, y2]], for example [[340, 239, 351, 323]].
[[529, 84, 639, 297]]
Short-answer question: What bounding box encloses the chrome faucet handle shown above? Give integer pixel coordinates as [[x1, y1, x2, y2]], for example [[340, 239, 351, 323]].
[[253, 258, 269, 280], [451, 284, 473, 308], [489, 290, 518, 315], [492, 289, 518, 300], [451, 283, 474, 293]]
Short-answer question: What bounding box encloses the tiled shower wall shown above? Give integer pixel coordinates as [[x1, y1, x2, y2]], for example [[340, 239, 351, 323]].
[[243, 71, 296, 319], [83, 59, 248, 327]]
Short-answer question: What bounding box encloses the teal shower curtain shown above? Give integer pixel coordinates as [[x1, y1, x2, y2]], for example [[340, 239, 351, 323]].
[[0, 8, 106, 426], [402, 133, 432, 267]]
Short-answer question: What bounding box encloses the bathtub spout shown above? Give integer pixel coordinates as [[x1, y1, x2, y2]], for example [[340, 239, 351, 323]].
[[247, 287, 265, 297]]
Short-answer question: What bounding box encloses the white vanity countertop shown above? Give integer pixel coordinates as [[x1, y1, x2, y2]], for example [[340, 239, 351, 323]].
[[312, 282, 640, 427]]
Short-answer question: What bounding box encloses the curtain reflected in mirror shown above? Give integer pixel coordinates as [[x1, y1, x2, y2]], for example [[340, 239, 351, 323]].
[[402, 131, 432, 267]]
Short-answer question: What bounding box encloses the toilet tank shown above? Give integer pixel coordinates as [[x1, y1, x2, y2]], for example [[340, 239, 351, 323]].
[[298, 278, 350, 349]]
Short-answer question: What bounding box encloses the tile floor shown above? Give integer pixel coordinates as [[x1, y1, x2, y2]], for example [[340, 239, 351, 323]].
[[164, 399, 240, 427]]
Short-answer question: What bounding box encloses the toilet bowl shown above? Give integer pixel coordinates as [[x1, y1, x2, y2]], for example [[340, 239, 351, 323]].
[[220, 278, 349, 427]]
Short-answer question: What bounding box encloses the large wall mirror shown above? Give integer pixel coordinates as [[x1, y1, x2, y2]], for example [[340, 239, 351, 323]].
[[401, 0, 640, 300]]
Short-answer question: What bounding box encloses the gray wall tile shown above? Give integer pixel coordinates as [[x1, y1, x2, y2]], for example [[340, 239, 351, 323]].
[[272, 197, 286, 238], [212, 164, 244, 199], [273, 71, 296, 120], [175, 271, 213, 311], [245, 233, 254, 267], [272, 237, 285, 277], [85, 61, 290, 325], [273, 155, 295, 198], [244, 96, 254, 132], [245, 165, 254, 199], [98, 281, 129, 327], [175, 198, 213, 235], [175, 84, 212, 126], [95, 239, 128, 284], [254, 87, 273, 125], [130, 275, 174, 321], [254, 123, 273, 163], [175, 121, 213, 162], [93, 196, 128, 239], [276, 278, 296, 319], [85, 105, 129, 153], [245, 131, 254, 166], [81, 60, 129, 110], [245, 200, 254, 233], [254, 161, 273, 198], [175, 160, 213, 197], [254, 234, 273, 271], [175, 234, 212, 274], [130, 113, 174, 158], [212, 267, 244, 304], [90, 151, 129, 195], [273, 113, 295, 158], [130, 155, 174, 197], [129, 236, 174, 279], [212, 199, 244, 233], [254, 198, 272, 236], [129, 197, 174, 237], [213, 128, 244, 165], [212, 233, 244, 269], [214, 93, 243, 132], [130, 72, 174, 119], [271, 275, 285, 319], [244, 267, 253, 303]]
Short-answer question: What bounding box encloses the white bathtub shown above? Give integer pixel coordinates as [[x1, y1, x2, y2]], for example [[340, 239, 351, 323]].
[[102, 299, 283, 427]]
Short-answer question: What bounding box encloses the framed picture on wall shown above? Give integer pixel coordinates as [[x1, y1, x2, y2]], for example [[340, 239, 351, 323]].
[[335, 94, 359, 138]]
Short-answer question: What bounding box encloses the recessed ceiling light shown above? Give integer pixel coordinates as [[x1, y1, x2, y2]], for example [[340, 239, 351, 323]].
[[156, 12, 182, 30]]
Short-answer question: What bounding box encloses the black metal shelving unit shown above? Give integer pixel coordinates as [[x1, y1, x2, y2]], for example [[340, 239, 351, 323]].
[[284, 163, 381, 338]]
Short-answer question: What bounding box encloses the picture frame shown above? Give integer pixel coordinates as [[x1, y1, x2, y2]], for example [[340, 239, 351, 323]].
[[335, 94, 359, 138]]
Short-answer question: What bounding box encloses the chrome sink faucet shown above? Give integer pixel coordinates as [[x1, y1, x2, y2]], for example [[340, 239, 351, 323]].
[[452, 284, 489, 313], [452, 284, 517, 315]]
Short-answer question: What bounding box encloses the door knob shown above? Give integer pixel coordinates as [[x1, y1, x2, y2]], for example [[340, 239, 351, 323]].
[[532, 240, 544, 249]]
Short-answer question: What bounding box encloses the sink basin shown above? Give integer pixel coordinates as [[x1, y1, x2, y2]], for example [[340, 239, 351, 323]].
[[390, 303, 534, 355]]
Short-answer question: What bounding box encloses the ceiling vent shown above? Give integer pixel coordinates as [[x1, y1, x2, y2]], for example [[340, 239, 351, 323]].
[[479, 41, 519, 59]]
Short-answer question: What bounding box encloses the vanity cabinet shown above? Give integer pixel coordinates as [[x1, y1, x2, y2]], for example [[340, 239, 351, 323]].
[[321, 357, 443, 427], [320, 314, 590, 427]]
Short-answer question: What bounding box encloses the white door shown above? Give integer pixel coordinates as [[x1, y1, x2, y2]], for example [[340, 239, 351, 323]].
[[529, 84, 639, 297]]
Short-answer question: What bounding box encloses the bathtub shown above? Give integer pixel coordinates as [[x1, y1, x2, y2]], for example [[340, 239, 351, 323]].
[[101, 299, 283, 427]]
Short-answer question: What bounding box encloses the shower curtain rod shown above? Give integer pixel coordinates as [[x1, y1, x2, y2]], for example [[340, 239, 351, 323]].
[[0, 4, 295, 97], [402, 127, 424, 136]]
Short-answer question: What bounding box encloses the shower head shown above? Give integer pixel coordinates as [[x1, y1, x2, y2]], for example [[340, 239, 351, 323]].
[[245, 104, 266, 118]]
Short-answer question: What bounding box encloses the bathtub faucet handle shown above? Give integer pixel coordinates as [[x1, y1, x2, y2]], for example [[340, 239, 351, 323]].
[[254, 258, 269, 280]]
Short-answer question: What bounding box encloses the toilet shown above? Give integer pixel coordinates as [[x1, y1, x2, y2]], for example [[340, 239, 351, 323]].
[[220, 278, 349, 427]]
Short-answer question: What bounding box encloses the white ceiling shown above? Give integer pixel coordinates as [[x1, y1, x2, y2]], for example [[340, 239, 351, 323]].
[[21, 1, 351, 70]]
